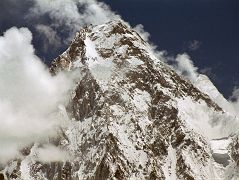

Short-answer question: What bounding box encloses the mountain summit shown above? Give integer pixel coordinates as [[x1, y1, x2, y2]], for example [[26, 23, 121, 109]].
[[3, 21, 239, 179]]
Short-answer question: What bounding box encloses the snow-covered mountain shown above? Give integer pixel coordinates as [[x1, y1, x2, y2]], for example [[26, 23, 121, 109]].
[[195, 74, 236, 115], [2, 21, 239, 179]]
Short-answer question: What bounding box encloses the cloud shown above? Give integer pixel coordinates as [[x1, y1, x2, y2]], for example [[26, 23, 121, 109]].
[[134, 24, 150, 42], [200, 67, 212, 76], [29, 0, 121, 44], [133, 24, 167, 61], [173, 53, 199, 82], [0, 27, 75, 164], [170, 53, 239, 118], [1, 0, 166, 62], [35, 24, 61, 51], [188, 40, 202, 51], [33, 144, 71, 163], [229, 88, 239, 114]]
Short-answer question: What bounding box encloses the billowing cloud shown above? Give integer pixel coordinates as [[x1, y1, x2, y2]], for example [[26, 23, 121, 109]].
[[29, 0, 121, 44], [0, 27, 76, 164], [173, 53, 199, 82]]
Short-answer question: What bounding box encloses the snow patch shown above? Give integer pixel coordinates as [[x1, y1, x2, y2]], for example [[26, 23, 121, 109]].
[[162, 145, 177, 180], [132, 89, 151, 112], [177, 97, 236, 140], [84, 36, 115, 88]]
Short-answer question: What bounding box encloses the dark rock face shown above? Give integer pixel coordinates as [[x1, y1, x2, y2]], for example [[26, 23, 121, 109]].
[[69, 72, 102, 121], [3, 21, 230, 179], [0, 174, 4, 180]]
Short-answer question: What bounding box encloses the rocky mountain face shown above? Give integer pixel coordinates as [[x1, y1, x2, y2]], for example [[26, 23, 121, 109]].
[[2, 21, 239, 179]]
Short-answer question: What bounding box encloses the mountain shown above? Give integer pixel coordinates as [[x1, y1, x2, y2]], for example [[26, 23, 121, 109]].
[[195, 74, 236, 115], [2, 21, 239, 179]]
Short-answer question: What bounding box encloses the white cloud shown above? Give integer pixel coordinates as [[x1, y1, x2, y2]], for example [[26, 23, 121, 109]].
[[134, 24, 150, 42], [133, 24, 167, 61], [0, 27, 75, 164], [171, 53, 239, 118], [174, 53, 199, 82], [29, 0, 121, 43], [28, 0, 168, 62], [34, 144, 71, 163]]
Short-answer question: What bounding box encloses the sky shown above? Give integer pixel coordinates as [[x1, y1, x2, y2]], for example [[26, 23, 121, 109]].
[[0, 0, 238, 98]]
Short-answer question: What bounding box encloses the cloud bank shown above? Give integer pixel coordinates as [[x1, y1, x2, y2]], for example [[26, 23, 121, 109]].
[[0, 27, 75, 164], [29, 0, 121, 48]]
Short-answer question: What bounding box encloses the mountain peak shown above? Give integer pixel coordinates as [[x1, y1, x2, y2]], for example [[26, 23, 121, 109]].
[[3, 21, 239, 179]]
